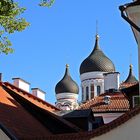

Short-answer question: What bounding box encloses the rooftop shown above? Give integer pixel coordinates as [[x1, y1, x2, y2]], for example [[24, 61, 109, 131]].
[[79, 92, 130, 113]]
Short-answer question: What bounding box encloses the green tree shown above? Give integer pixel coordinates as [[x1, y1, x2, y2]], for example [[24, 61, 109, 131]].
[[39, 0, 55, 7], [0, 0, 54, 54]]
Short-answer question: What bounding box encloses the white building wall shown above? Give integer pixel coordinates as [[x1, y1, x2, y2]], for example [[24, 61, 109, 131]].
[[0, 129, 10, 140], [94, 113, 124, 124], [80, 72, 105, 102], [91, 112, 140, 140], [104, 72, 120, 91], [56, 92, 79, 110]]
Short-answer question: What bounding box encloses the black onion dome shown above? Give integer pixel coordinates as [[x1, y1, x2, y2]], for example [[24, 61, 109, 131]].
[[80, 35, 115, 75], [124, 64, 138, 83], [55, 64, 79, 94]]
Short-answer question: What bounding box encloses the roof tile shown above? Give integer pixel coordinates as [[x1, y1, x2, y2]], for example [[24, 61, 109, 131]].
[[79, 92, 130, 112]]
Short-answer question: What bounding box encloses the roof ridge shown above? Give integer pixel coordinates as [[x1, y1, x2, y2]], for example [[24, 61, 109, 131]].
[[3, 82, 59, 111]]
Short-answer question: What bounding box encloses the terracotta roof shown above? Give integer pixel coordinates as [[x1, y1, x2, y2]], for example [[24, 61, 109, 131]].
[[79, 92, 130, 112], [4, 82, 59, 112], [0, 82, 82, 139], [120, 82, 138, 89], [0, 83, 52, 139], [0, 80, 139, 140]]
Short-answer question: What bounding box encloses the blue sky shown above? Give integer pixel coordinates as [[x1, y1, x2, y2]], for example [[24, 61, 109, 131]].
[[0, 0, 138, 104]]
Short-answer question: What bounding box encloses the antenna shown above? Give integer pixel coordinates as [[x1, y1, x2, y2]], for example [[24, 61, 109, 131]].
[[129, 53, 132, 65], [96, 20, 98, 35]]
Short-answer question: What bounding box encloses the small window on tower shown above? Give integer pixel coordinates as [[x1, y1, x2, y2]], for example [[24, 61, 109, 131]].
[[82, 87, 84, 101], [86, 86, 89, 100], [97, 85, 101, 96], [91, 84, 94, 99]]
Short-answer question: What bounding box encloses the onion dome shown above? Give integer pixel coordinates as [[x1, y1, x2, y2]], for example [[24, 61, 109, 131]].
[[80, 34, 115, 74], [55, 64, 79, 94], [124, 64, 138, 83]]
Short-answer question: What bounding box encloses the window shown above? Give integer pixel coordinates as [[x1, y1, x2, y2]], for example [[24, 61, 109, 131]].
[[82, 87, 84, 101], [133, 96, 140, 107], [88, 122, 92, 131], [86, 86, 89, 100], [91, 84, 94, 98], [97, 85, 101, 96]]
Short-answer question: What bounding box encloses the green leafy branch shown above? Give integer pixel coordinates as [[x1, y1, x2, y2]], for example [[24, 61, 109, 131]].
[[39, 0, 55, 7], [0, 0, 29, 54], [0, 0, 55, 55]]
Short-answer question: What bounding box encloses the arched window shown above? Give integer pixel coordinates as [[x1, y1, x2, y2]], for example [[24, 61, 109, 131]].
[[90, 84, 94, 99], [82, 87, 84, 101], [86, 86, 89, 100], [97, 85, 101, 96]]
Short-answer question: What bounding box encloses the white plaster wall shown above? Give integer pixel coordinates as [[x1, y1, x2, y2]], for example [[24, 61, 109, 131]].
[[0, 129, 10, 140], [104, 72, 120, 91], [91, 112, 140, 140], [94, 113, 124, 124], [56, 93, 79, 110], [56, 93, 78, 100], [80, 72, 105, 102], [80, 72, 105, 81]]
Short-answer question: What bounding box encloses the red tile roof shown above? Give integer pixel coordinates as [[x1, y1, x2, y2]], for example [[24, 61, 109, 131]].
[[120, 82, 138, 89], [0, 83, 52, 139], [4, 82, 59, 112], [79, 92, 130, 112], [0, 82, 82, 139], [0, 80, 138, 140]]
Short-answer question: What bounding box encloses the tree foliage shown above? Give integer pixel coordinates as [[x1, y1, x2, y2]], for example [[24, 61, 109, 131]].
[[0, 0, 29, 54], [39, 0, 55, 7], [0, 0, 55, 54]]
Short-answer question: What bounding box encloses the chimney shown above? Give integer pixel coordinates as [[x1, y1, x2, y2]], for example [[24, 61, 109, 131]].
[[0, 73, 2, 81], [31, 88, 46, 100], [12, 78, 30, 92], [104, 72, 120, 92], [104, 95, 111, 104]]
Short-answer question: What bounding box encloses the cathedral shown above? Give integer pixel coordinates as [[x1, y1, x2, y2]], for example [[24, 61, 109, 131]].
[[55, 33, 138, 111]]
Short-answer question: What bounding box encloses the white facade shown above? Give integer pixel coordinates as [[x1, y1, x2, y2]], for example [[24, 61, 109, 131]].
[[92, 111, 140, 140], [94, 113, 124, 124], [80, 71, 105, 102], [0, 129, 10, 140], [12, 78, 30, 92], [55, 92, 79, 110], [31, 88, 46, 100], [104, 72, 120, 92]]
